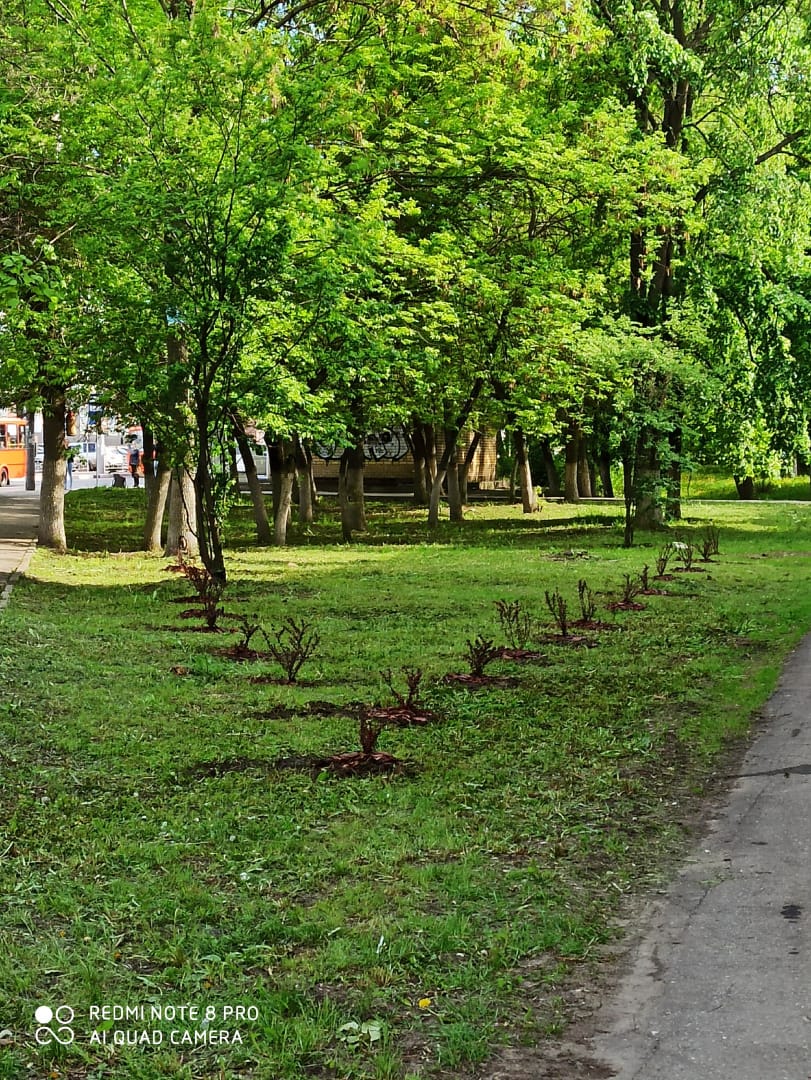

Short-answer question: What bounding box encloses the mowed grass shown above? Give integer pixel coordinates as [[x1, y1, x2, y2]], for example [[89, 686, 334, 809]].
[[2, 493, 811, 1079]]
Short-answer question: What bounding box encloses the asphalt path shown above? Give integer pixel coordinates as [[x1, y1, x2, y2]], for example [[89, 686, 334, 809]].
[[585, 633, 811, 1079]]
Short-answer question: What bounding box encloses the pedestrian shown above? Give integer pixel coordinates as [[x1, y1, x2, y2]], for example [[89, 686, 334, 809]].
[[128, 443, 141, 487], [64, 438, 76, 491]]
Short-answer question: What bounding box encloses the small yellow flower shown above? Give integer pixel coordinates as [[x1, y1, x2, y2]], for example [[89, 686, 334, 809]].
[[417, 997, 432, 1009]]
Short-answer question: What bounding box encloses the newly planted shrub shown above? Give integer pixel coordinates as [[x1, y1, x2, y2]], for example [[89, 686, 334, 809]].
[[700, 525, 721, 561], [620, 574, 641, 605], [494, 599, 535, 650], [165, 549, 227, 630], [381, 666, 425, 709], [545, 588, 569, 638], [655, 543, 674, 577], [267, 617, 321, 682], [464, 635, 501, 677], [577, 579, 597, 622], [674, 538, 695, 570], [640, 564, 651, 591]]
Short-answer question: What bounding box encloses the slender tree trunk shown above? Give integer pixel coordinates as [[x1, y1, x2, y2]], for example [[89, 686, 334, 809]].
[[142, 425, 156, 501], [233, 418, 271, 544], [564, 429, 580, 503], [293, 435, 316, 524], [597, 451, 614, 498], [409, 421, 429, 506], [539, 437, 561, 497], [445, 429, 464, 522], [622, 450, 635, 548], [423, 422, 437, 490], [165, 467, 198, 558], [38, 395, 68, 552], [143, 462, 172, 552], [339, 443, 366, 541], [458, 430, 481, 506], [513, 428, 538, 512], [577, 435, 593, 498], [194, 412, 227, 584]]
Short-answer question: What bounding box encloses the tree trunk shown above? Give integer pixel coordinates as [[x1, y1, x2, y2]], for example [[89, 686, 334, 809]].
[[734, 475, 756, 500], [339, 443, 366, 541], [274, 453, 296, 546], [25, 408, 37, 491], [634, 442, 665, 529], [577, 436, 593, 498], [458, 430, 481, 506], [597, 451, 614, 498], [423, 422, 437, 492], [513, 428, 538, 513], [409, 421, 429, 506], [165, 467, 198, 558], [38, 396, 68, 552], [622, 450, 635, 548], [539, 438, 561, 497], [293, 435, 316, 524], [234, 418, 271, 544], [445, 429, 464, 522], [142, 425, 156, 501], [194, 413, 228, 585], [564, 429, 580, 503], [666, 427, 682, 520], [143, 462, 172, 552]]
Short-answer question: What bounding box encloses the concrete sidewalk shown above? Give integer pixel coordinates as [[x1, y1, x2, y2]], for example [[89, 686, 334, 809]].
[[585, 635, 811, 1079]]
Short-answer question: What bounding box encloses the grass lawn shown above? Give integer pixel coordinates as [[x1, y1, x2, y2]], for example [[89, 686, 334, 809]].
[[2, 493, 811, 1079]]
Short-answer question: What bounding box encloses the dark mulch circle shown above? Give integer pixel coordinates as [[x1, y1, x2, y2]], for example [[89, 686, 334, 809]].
[[168, 596, 206, 605], [606, 601, 646, 612], [672, 566, 707, 573], [498, 647, 549, 662], [441, 673, 521, 689], [363, 704, 437, 726], [653, 573, 674, 581], [640, 587, 670, 596], [275, 752, 413, 778]]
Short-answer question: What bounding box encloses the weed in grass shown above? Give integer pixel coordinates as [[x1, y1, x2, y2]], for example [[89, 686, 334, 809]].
[[267, 617, 321, 682]]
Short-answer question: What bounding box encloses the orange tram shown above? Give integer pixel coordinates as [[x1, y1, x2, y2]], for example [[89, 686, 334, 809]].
[[0, 416, 27, 485]]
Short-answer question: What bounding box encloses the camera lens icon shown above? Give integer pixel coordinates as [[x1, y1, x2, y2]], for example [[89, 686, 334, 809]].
[[34, 1005, 75, 1045]]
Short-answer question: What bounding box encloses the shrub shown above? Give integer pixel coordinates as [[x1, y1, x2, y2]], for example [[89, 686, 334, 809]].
[[267, 618, 321, 682]]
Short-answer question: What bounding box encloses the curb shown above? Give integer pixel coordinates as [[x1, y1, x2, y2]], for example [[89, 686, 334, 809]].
[[0, 541, 37, 612]]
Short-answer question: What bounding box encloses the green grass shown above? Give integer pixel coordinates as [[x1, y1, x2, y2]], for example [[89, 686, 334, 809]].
[[2, 493, 811, 1079], [682, 467, 811, 501]]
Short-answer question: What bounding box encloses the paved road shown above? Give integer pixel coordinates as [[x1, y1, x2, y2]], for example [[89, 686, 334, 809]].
[[587, 634, 811, 1079]]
